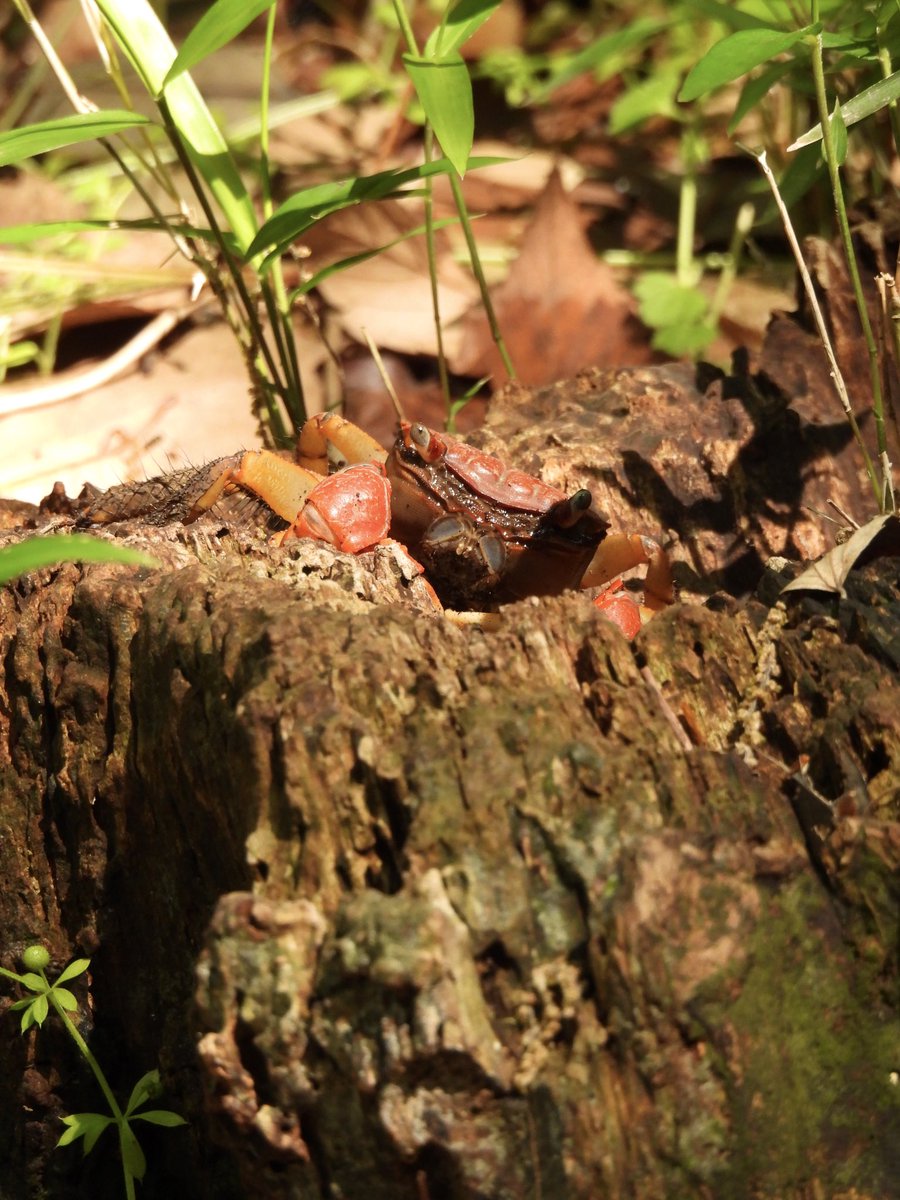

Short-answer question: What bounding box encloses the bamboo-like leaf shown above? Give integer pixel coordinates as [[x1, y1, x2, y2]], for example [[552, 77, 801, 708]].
[[679, 26, 815, 102], [403, 53, 474, 177], [250, 155, 505, 264], [788, 69, 900, 150], [423, 0, 502, 58], [0, 111, 152, 168], [0, 217, 235, 252], [91, 0, 258, 253], [0, 535, 158, 587], [164, 0, 276, 87]]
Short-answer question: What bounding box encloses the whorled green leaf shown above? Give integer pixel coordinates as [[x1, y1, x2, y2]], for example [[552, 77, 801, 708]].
[[51, 987, 79, 1012], [0, 111, 152, 168], [728, 60, 794, 133], [18, 972, 45, 992], [788, 69, 900, 149], [23, 994, 49, 1030], [0, 535, 158, 587], [54, 958, 90, 986], [403, 53, 474, 177], [58, 1112, 114, 1155], [119, 1123, 147, 1181], [164, 0, 276, 88], [125, 1069, 162, 1117], [132, 1109, 188, 1127], [249, 155, 505, 264], [679, 25, 816, 103], [423, 0, 502, 58]]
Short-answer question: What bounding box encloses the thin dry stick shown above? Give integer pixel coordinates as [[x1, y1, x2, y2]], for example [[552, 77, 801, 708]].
[[751, 148, 879, 497], [0, 298, 211, 417]]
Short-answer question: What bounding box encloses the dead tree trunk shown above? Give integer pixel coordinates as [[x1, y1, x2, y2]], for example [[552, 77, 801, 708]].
[[0, 367, 898, 1200]]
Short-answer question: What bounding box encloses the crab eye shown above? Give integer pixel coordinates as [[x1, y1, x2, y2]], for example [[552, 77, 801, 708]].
[[550, 488, 595, 530], [407, 423, 445, 464]]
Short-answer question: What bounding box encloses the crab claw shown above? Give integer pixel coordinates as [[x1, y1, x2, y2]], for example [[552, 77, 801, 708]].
[[593, 578, 644, 639], [280, 462, 391, 552], [297, 412, 387, 475], [582, 532, 674, 612]]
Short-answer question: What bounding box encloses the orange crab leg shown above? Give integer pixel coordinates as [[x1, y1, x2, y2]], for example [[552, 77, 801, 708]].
[[582, 532, 674, 612], [296, 412, 387, 475]]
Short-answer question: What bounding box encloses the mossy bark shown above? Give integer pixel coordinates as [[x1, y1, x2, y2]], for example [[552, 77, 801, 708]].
[[0, 373, 897, 1199]]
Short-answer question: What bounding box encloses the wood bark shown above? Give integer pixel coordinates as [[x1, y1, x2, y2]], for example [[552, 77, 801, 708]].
[[0, 365, 898, 1200]]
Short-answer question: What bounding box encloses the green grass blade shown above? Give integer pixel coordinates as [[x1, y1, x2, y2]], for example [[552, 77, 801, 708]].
[[0, 111, 152, 167], [0, 217, 236, 251], [0, 534, 158, 586], [164, 0, 275, 88], [788, 69, 900, 149], [403, 54, 473, 177], [251, 154, 507, 263], [91, 0, 258, 252]]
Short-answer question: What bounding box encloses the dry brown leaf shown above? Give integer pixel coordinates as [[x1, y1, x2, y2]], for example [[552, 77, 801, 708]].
[[300, 199, 477, 358], [449, 170, 653, 385], [782, 513, 900, 596]]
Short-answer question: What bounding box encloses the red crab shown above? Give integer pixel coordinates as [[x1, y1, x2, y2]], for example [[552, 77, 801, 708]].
[[195, 414, 672, 638]]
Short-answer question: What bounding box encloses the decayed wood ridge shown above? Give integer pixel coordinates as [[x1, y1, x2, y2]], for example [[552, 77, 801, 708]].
[[0, 366, 898, 1200]]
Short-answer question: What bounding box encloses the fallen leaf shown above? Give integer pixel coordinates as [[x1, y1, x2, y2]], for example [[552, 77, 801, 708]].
[[782, 513, 900, 596], [449, 169, 653, 385]]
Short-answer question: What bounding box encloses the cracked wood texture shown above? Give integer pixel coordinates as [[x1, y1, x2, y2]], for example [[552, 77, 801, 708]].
[[0, 367, 898, 1200]]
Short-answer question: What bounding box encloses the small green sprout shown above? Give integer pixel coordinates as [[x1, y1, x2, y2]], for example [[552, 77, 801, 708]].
[[1, 945, 186, 1200]]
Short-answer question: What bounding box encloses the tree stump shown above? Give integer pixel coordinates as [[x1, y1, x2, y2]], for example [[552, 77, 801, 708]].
[[0, 365, 897, 1200]]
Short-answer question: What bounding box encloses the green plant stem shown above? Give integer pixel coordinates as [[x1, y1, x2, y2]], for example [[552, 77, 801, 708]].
[[259, 3, 304, 434], [391, 0, 516, 382], [810, 24, 890, 507], [157, 95, 290, 444], [45, 985, 136, 1200], [423, 126, 452, 410]]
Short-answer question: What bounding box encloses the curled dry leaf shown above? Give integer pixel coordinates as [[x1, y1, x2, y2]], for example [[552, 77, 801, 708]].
[[782, 513, 900, 597]]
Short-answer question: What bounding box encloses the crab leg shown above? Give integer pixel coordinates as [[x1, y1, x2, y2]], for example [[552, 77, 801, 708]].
[[296, 412, 387, 475], [582, 532, 674, 612]]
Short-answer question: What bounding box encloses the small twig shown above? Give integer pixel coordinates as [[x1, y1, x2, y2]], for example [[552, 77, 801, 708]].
[[748, 147, 880, 504], [640, 666, 693, 753], [361, 327, 405, 423], [0, 297, 212, 417]]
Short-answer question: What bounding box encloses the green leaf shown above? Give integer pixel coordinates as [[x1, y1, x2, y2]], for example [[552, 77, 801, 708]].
[[291, 216, 461, 298], [132, 1109, 188, 1127], [683, 0, 775, 33], [18, 972, 46, 992], [119, 1123, 147, 1182], [652, 319, 717, 357], [29, 994, 49, 1028], [0, 111, 153, 168], [0, 535, 159, 587], [0, 217, 234, 251], [248, 155, 505, 263], [403, 53, 474, 177], [125, 1069, 162, 1117], [164, 0, 275, 87], [51, 987, 79, 1012], [609, 69, 680, 134], [788, 69, 900, 149], [57, 1112, 114, 1155], [634, 273, 708, 329], [55, 958, 91, 986], [423, 0, 502, 58], [828, 98, 848, 165], [679, 26, 815, 102]]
